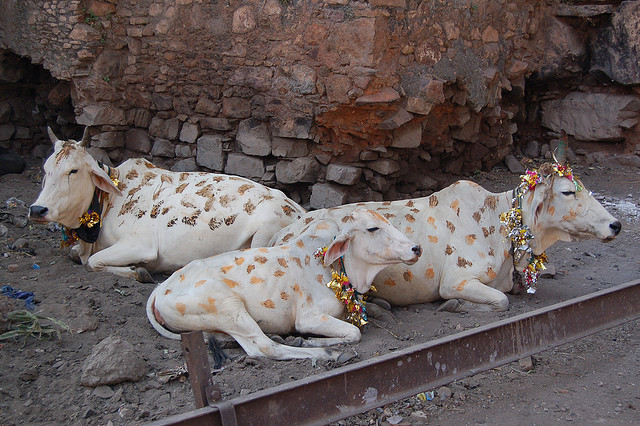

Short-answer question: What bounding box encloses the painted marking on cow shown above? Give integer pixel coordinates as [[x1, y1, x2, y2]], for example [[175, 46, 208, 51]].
[[237, 184, 253, 195], [450, 200, 460, 216], [160, 174, 173, 184], [304, 255, 311, 266], [258, 248, 269, 253], [223, 278, 240, 288], [247, 264, 255, 273], [457, 257, 472, 268], [219, 195, 232, 207], [425, 267, 435, 279], [445, 245, 455, 255], [404, 227, 414, 235], [405, 214, 416, 223], [472, 211, 482, 223], [254, 256, 268, 264], [181, 200, 197, 209], [261, 299, 275, 309], [208, 217, 222, 230], [486, 267, 497, 280], [282, 233, 294, 242], [224, 214, 238, 226], [429, 195, 439, 207], [119, 198, 139, 216], [176, 183, 188, 193], [150, 201, 164, 218], [465, 234, 477, 245], [176, 302, 186, 315], [427, 216, 437, 228], [484, 195, 498, 210], [161, 207, 170, 215], [384, 213, 396, 220], [277, 258, 288, 268], [164, 289, 172, 295], [296, 240, 305, 248], [179, 173, 189, 182], [454, 280, 468, 292], [280, 292, 289, 301], [293, 284, 303, 297], [167, 218, 177, 227], [291, 257, 302, 268], [403, 270, 414, 282], [562, 210, 578, 221], [137, 210, 147, 218], [384, 278, 396, 287], [274, 270, 285, 277], [316, 274, 324, 284], [182, 210, 201, 226], [126, 169, 138, 180], [547, 205, 555, 216], [316, 222, 330, 230], [251, 277, 265, 285], [304, 217, 314, 225], [198, 297, 217, 314], [405, 200, 415, 207], [142, 172, 157, 185], [235, 257, 245, 265], [221, 265, 233, 274], [341, 214, 355, 223], [488, 248, 495, 256], [179, 274, 186, 282], [428, 235, 438, 243], [244, 200, 256, 215], [446, 220, 455, 233], [282, 205, 296, 216]]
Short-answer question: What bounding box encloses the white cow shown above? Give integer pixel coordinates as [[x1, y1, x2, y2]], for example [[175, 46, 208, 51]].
[[29, 128, 306, 282], [271, 163, 621, 311], [146, 208, 422, 360]]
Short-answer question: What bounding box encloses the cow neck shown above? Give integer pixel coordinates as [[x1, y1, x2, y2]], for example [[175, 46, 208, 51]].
[[313, 246, 371, 328], [500, 170, 549, 294], [61, 161, 119, 247]]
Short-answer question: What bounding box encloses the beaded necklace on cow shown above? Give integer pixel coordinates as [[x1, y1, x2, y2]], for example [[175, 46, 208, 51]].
[[499, 162, 583, 294], [61, 162, 120, 248], [313, 246, 375, 328]]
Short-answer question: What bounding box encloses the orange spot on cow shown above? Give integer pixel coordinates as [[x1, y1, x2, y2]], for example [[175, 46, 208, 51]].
[[195, 279, 206, 288], [261, 299, 275, 309], [222, 278, 239, 288], [454, 280, 468, 292], [250, 276, 265, 285], [445, 245, 454, 255], [316, 274, 324, 284], [235, 257, 245, 265], [404, 227, 414, 234], [316, 222, 330, 230], [472, 211, 481, 223], [457, 257, 472, 268], [221, 265, 233, 274], [280, 292, 289, 301], [503, 249, 510, 258], [293, 284, 303, 296], [305, 255, 311, 266], [429, 195, 439, 207], [384, 278, 396, 287], [403, 270, 414, 282], [486, 267, 497, 280], [297, 240, 305, 248], [247, 264, 255, 273], [425, 267, 435, 279], [175, 302, 186, 315], [562, 210, 578, 221], [198, 297, 217, 314], [258, 248, 268, 253], [164, 289, 172, 295], [446, 221, 455, 233], [450, 200, 460, 216], [405, 214, 416, 223], [428, 235, 438, 243], [179, 274, 186, 282], [465, 234, 477, 245], [427, 217, 437, 228], [274, 270, 285, 277], [254, 256, 268, 264], [277, 258, 288, 268], [547, 205, 555, 216]]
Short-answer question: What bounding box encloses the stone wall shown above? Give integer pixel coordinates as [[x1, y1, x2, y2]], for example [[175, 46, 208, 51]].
[[0, 0, 638, 208]]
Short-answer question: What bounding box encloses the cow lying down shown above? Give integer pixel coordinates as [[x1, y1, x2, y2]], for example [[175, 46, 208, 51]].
[[271, 163, 621, 312], [29, 128, 305, 282], [146, 208, 422, 360]]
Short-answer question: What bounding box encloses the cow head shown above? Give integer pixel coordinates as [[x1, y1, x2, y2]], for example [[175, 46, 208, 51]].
[[520, 163, 621, 255], [29, 127, 122, 228], [323, 208, 422, 293]]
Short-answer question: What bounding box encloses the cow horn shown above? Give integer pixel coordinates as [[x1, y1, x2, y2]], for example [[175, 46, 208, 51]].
[[80, 127, 91, 147], [47, 126, 60, 144]]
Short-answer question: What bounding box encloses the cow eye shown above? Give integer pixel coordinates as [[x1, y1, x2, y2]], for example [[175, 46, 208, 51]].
[[68, 169, 78, 175], [367, 227, 379, 233], [561, 191, 575, 196]]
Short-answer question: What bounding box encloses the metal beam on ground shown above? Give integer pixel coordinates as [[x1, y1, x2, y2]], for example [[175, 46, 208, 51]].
[[150, 279, 640, 426]]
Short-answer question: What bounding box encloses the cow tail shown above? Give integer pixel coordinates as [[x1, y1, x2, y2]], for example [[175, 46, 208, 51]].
[[146, 288, 182, 340]]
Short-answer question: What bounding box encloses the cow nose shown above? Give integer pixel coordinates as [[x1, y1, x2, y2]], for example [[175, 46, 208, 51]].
[[610, 221, 622, 236], [412, 245, 422, 257], [29, 205, 48, 218]]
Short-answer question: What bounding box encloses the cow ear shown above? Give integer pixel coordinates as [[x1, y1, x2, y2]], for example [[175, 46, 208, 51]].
[[324, 234, 351, 266], [90, 165, 122, 196]]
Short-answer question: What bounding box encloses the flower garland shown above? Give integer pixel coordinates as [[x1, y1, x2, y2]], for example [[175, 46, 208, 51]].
[[499, 162, 580, 294], [313, 246, 373, 328]]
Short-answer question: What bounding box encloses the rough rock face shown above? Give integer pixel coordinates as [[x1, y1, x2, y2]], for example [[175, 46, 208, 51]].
[[0, 0, 638, 207]]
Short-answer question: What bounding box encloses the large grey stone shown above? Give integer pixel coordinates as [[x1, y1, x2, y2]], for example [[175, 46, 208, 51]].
[[80, 336, 146, 387], [125, 129, 151, 153], [271, 117, 313, 139], [149, 117, 181, 140], [225, 153, 264, 179], [197, 135, 225, 171], [309, 183, 349, 209], [179, 122, 200, 143], [541, 92, 640, 141], [368, 159, 400, 175], [325, 164, 362, 185], [591, 1, 640, 85], [539, 18, 587, 79], [391, 121, 422, 148], [272, 137, 309, 158], [236, 119, 272, 156], [92, 132, 125, 149], [275, 158, 321, 184], [151, 138, 175, 157], [76, 105, 126, 126]]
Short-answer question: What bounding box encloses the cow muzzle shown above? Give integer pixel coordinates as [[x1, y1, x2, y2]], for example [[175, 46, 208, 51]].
[[602, 220, 622, 242], [405, 244, 422, 264], [29, 205, 49, 223]]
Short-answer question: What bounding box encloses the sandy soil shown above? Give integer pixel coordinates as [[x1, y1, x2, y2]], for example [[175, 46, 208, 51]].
[[0, 153, 638, 425]]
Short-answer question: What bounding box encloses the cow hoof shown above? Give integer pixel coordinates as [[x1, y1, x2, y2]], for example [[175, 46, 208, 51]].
[[285, 336, 304, 347], [269, 334, 286, 344], [68, 248, 82, 265], [135, 267, 155, 283], [369, 297, 392, 310], [365, 303, 387, 319], [336, 350, 357, 364], [437, 299, 462, 313]]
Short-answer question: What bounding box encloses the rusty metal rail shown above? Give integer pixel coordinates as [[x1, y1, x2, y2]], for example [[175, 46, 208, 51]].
[[150, 279, 640, 426]]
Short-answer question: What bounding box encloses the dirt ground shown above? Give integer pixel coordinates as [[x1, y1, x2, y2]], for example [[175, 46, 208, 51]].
[[0, 151, 639, 425]]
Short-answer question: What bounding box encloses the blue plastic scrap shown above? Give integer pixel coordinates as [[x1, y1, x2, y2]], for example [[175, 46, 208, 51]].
[[1, 285, 36, 310]]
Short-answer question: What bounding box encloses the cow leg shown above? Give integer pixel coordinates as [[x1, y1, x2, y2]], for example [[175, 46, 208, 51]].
[[216, 303, 345, 361], [294, 314, 362, 348], [439, 278, 510, 312], [85, 241, 158, 282]]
